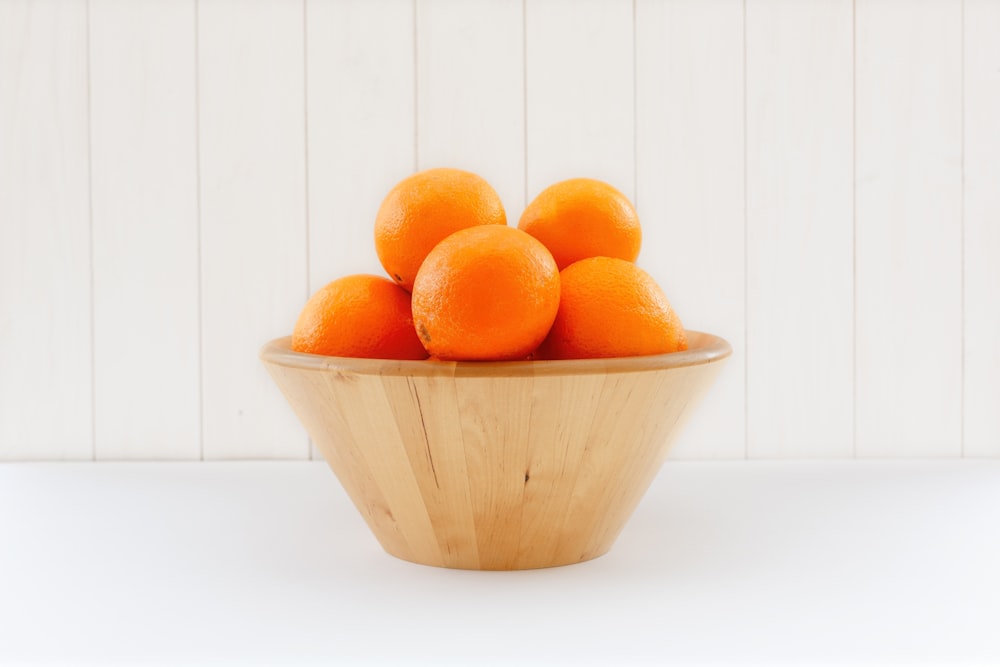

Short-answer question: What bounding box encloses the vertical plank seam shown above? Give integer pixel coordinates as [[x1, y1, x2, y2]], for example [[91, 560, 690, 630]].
[[742, 0, 749, 460], [303, 0, 314, 460], [86, 0, 96, 461], [522, 0, 528, 206], [195, 0, 205, 461], [631, 0, 637, 207], [303, 0, 311, 304], [960, 0, 966, 457], [852, 0, 858, 459], [413, 0, 419, 171]]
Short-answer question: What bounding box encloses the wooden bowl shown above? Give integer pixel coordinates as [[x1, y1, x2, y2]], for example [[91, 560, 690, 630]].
[[260, 331, 731, 570]]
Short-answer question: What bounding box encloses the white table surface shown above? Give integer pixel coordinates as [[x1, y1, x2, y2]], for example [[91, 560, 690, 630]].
[[1, 460, 998, 666]]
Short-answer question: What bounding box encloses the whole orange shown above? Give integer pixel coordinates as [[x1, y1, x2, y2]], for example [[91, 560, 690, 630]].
[[292, 274, 428, 360], [538, 257, 687, 360], [518, 178, 641, 270], [374, 168, 507, 292], [411, 226, 560, 361]]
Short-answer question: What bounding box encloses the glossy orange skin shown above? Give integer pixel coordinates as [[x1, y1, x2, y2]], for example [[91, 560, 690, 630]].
[[292, 274, 428, 360], [538, 257, 687, 360], [375, 168, 507, 292], [518, 178, 641, 270], [411, 226, 560, 361]]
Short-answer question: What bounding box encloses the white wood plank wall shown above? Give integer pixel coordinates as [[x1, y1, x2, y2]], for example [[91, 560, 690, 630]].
[[855, 0, 963, 457], [746, 0, 854, 458], [635, 0, 745, 459], [1, 0, 92, 460], [198, 0, 308, 459], [0, 0, 996, 461], [89, 0, 200, 459], [964, 0, 1000, 457]]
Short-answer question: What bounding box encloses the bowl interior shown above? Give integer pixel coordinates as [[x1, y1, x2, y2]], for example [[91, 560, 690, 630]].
[[259, 330, 731, 375]]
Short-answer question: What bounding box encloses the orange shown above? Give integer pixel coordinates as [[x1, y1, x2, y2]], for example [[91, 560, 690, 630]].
[[538, 257, 687, 360], [292, 274, 428, 360], [374, 168, 507, 292], [518, 178, 641, 270], [411, 226, 560, 361]]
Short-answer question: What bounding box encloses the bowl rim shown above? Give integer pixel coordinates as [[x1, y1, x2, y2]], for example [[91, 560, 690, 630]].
[[260, 330, 732, 377]]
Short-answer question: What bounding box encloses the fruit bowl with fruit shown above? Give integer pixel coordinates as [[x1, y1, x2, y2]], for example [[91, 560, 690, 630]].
[[261, 169, 731, 570]]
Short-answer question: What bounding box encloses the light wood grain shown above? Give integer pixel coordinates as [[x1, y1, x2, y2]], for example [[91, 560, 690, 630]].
[[416, 0, 525, 214], [746, 0, 854, 458], [89, 0, 200, 460], [0, 0, 92, 460], [855, 0, 963, 457], [261, 332, 730, 569], [198, 0, 309, 459], [525, 0, 634, 201], [963, 0, 1000, 457], [635, 0, 745, 459]]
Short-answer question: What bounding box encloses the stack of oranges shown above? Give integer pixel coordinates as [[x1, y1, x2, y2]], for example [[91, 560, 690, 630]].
[[291, 168, 688, 362]]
